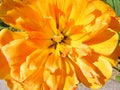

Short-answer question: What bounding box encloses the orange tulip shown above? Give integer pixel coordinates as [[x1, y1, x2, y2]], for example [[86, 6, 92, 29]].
[[0, 0, 120, 90]]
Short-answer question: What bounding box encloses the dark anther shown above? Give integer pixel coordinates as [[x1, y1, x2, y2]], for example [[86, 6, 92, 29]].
[[51, 38, 54, 41], [56, 23, 59, 29], [48, 44, 55, 48], [64, 36, 67, 39], [54, 43, 57, 49], [48, 52, 52, 56]]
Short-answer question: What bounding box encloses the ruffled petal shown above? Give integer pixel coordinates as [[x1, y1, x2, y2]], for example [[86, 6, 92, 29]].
[[0, 0, 54, 34], [86, 29, 118, 55], [19, 49, 52, 90], [108, 46, 120, 66], [44, 52, 65, 90], [0, 50, 10, 79], [0, 29, 27, 79], [0, 29, 27, 47], [44, 52, 79, 90], [63, 58, 79, 90], [1, 39, 37, 80], [72, 53, 112, 89], [109, 17, 120, 32], [0, 0, 119, 90], [5, 78, 24, 90], [0, 0, 40, 30]]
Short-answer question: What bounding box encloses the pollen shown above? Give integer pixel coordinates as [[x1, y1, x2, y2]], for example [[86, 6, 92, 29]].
[[52, 32, 64, 43]]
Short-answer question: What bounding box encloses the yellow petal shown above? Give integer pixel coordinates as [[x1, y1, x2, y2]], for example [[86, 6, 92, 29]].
[[7, 48, 53, 89], [26, 49, 51, 70], [63, 76, 78, 90], [87, 29, 118, 55], [63, 58, 79, 90], [44, 52, 65, 90], [72, 53, 112, 89], [94, 55, 113, 80], [108, 46, 120, 66], [45, 51, 62, 73]]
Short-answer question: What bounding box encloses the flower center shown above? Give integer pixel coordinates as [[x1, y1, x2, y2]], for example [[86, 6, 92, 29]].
[[49, 31, 68, 49], [52, 34, 64, 43]]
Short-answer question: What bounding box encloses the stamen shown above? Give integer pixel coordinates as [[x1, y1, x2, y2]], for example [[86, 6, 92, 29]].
[[52, 33, 64, 43]]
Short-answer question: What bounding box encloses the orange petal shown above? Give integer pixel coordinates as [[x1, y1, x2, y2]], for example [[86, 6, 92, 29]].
[[0, 0, 41, 31], [5, 78, 24, 90], [0, 50, 10, 79], [0, 29, 27, 79], [63, 58, 79, 90], [108, 46, 120, 66], [1, 39, 37, 80], [71, 53, 112, 89], [0, 29, 27, 47], [19, 49, 51, 89], [86, 29, 118, 55], [93, 56, 113, 81], [44, 56, 79, 90], [109, 17, 120, 32], [45, 51, 62, 73], [0, 0, 57, 35], [27, 31, 53, 49], [44, 52, 65, 90]]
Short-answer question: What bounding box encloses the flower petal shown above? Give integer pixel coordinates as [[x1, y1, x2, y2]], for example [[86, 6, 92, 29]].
[[0, 50, 10, 79], [19, 49, 51, 90], [0, 0, 53, 34], [0, 29, 27, 47], [72, 53, 112, 89], [44, 52, 65, 90], [109, 17, 120, 32], [86, 29, 118, 55], [1, 39, 37, 80], [45, 52, 62, 73], [63, 76, 78, 90], [0, 29, 27, 79], [0, 0, 119, 90], [5, 78, 24, 90], [63, 58, 79, 90]]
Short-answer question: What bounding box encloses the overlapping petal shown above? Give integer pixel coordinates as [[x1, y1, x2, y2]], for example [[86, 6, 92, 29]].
[[0, 49, 10, 79], [0, 0, 120, 90], [73, 53, 113, 89], [0, 29, 27, 79], [86, 28, 118, 55]]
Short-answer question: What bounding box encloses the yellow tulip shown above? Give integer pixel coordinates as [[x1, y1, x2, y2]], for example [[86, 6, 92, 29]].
[[0, 0, 120, 90]]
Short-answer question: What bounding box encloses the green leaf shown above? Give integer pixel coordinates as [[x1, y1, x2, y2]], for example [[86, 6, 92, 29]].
[[113, 0, 120, 16], [0, 20, 23, 32], [103, 0, 120, 16], [115, 76, 120, 83], [0, 19, 9, 31], [103, 0, 114, 7], [119, 32, 120, 46]]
